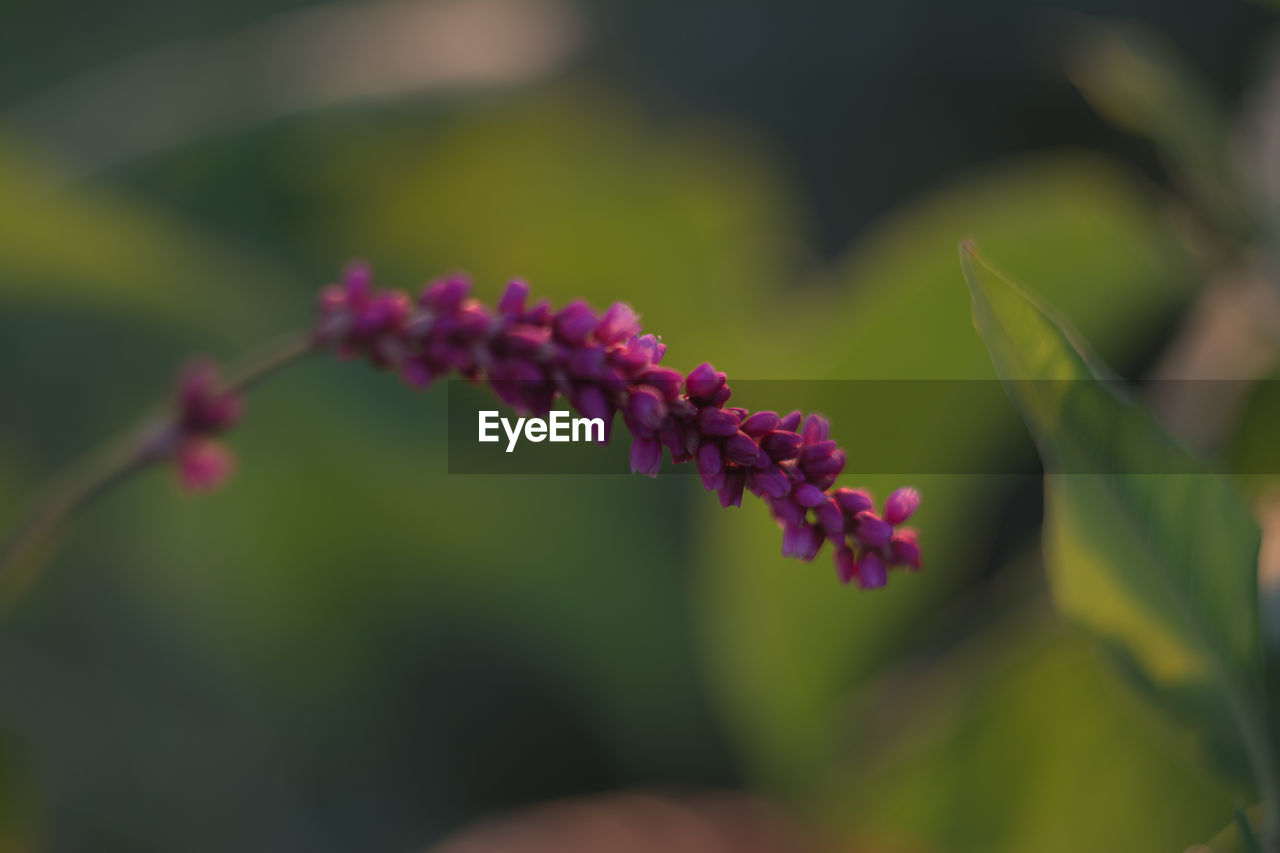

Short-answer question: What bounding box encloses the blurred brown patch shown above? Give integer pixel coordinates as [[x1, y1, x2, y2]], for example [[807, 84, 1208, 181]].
[[427, 791, 832, 853]]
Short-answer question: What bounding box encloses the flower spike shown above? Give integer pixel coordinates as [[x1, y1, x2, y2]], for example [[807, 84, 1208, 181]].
[[170, 264, 923, 587]]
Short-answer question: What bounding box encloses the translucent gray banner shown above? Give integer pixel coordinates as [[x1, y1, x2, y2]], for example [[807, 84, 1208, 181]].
[[445, 379, 1278, 475]]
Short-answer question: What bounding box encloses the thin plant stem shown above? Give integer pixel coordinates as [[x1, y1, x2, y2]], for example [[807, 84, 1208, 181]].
[[0, 332, 314, 590]]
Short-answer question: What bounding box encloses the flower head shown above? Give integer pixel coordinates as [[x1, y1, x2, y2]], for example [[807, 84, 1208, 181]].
[[308, 263, 923, 588], [176, 438, 236, 493], [154, 360, 246, 492]]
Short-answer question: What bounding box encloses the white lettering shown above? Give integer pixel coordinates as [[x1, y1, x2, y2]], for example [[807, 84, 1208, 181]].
[[574, 417, 604, 442], [550, 410, 570, 442], [478, 411, 500, 442], [480, 411, 606, 452], [502, 416, 525, 453]]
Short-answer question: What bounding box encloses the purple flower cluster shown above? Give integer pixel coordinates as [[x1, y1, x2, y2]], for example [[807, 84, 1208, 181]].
[[159, 360, 245, 492], [311, 263, 922, 588]]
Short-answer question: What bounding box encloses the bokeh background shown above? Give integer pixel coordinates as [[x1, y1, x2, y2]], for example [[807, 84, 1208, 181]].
[[2, 0, 1279, 850]]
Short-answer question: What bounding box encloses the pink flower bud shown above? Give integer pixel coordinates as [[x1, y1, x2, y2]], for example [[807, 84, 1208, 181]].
[[781, 523, 821, 561], [884, 487, 920, 525], [856, 552, 888, 589], [853, 511, 893, 548], [595, 302, 641, 345], [834, 546, 857, 585], [498, 279, 530, 316], [801, 413, 830, 443], [629, 435, 663, 477], [343, 261, 373, 305], [696, 407, 740, 437], [760, 430, 803, 460], [685, 363, 722, 399], [176, 439, 235, 493], [640, 367, 684, 401], [833, 488, 874, 517], [697, 442, 725, 491], [814, 498, 845, 542], [553, 301, 598, 345], [723, 432, 765, 466], [421, 274, 470, 312], [718, 471, 746, 508], [627, 387, 668, 433], [891, 529, 922, 570], [749, 466, 791, 499], [791, 483, 827, 507]]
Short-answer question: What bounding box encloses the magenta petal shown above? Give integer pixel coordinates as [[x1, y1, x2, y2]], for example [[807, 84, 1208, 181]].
[[567, 345, 607, 379], [833, 487, 875, 517], [629, 435, 662, 477], [697, 442, 725, 491], [884, 487, 921, 525], [740, 411, 781, 436], [498, 279, 530, 315], [696, 407, 740, 437], [717, 471, 746, 508], [799, 440, 837, 468], [574, 384, 609, 420], [801, 413, 830, 443], [853, 511, 893, 549], [759, 430, 803, 461], [834, 546, 857, 585], [421, 274, 470, 311], [750, 466, 791, 499], [343, 260, 374, 304], [791, 483, 827, 507], [177, 360, 244, 433], [628, 386, 668, 432], [814, 498, 845, 541], [781, 523, 821, 561], [768, 496, 805, 526], [641, 367, 684, 401], [634, 333, 665, 364], [503, 324, 551, 355], [685, 363, 721, 399], [176, 439, 235, 493], [401, 359, 434, 389], [804, 450, 845, 477], [856, 552, 888, 589], [723, 432, 764, 466], [595, 302, 641, 345], [891, 529, 922, 570], [553, 301, 598, 345]]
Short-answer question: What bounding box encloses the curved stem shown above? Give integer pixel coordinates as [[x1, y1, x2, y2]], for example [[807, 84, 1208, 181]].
[[223, 332, 315, 394], [0, 332, 314, 591]]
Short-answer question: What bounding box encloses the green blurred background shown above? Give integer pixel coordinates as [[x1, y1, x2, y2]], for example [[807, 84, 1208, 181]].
[[1, 0, 1277, 850]]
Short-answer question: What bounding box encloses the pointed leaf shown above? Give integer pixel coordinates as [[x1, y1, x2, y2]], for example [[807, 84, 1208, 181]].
[[962, 242, 1265, 783]]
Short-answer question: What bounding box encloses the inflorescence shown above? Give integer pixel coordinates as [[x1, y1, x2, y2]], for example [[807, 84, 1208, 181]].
[[167, 263, 922, 589]]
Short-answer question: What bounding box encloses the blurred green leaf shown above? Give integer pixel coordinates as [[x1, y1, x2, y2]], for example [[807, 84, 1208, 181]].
[[0, 137, 299, 343], [698, 154, 1197, 800], [308, 93, 805, 372], [1067, 19, 1250, 240], [1193, 806, 1265, 853], [829, 611, 1235, 852], [962, 244, 1266, 784], [0, 728, 40, 852]]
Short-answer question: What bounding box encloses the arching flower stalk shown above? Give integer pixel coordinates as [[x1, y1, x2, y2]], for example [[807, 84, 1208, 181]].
[[304, 263, 922, 587], [0, 263, 922, 591]]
